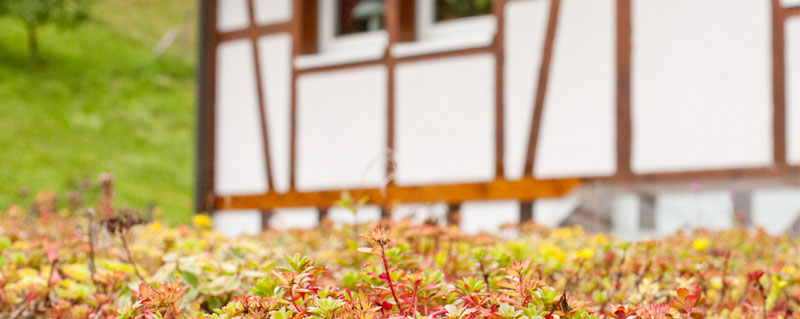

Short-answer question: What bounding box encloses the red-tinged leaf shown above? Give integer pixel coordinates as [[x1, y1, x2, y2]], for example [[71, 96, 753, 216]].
[[748, 270, 765, 282], [685, 295, 698, 307], [46, 249, 59, 263], [676, 287, 689, 299], [382, 301, 394, 310], [378, 273, 390, 281]]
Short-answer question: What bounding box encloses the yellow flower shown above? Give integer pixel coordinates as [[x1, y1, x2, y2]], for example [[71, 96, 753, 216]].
[[540, 244, 567, 262], [590, 234, 607, 245], [692, 238, 710, 251], [575, 248, 595, 260], [62, 263, 90, 282], [147, 221, 162, 233], [192, 214, 213, 229]]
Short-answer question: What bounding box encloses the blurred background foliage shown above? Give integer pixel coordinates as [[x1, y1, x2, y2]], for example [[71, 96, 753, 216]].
[[0, 0, 199, 224]]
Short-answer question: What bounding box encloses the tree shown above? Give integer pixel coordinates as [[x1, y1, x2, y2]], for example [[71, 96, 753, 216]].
[[0, 0, 92, 59]]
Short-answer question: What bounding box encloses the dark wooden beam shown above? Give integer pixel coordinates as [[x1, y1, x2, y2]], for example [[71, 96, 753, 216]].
[[772, 0, 787, 166], [292, 0, 318, 55], [593, 166, 796, 183], [446, 203, 461, 226], [195, 0, 218, 213], [247, 0, 275, 191], [217, 23, 290, 43], [493, 0, 507, 178], [786, 6, 800, 18], [523, 0, 562, 176], [519, 201, 534, 224], [397, 0, 416, 42], [215, 178, 580, 211], [616, 0, 632, 175]]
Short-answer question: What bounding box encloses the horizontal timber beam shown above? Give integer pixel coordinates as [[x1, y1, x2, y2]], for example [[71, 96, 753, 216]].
[[215, 177, 581, 211], [217, 22, 291, 43], [214, 167, 800, 212], [595, 166, 800, 184], [787, 6, 800, 17]]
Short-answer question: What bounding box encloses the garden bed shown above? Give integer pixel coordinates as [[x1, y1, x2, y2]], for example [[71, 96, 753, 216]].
[[0, 204, 798, 319]]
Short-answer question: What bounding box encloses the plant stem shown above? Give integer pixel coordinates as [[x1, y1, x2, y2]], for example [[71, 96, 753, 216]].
[[120, 232, 146, 282], [87, 209, 99, 289], [380, 245, 403, 313]]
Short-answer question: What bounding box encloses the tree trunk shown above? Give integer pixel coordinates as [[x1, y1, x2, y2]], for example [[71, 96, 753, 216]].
[[26, 21, 39, 59]]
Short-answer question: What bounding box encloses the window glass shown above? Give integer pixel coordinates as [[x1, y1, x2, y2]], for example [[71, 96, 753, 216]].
[[337, 0, 385, 35], [435, 0, 492, 22]]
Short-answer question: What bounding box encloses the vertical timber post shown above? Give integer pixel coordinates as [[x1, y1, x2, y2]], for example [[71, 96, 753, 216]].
[[195, 0, 218, 214], [446, 203, 461, 226], [771, 0, 787, 167], [318, 207, 329, 224], [616, 0, 632, 176], [519, 201, 534, 226]]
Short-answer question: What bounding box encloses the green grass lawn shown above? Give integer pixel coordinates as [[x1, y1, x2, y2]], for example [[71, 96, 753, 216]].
[[0, 0, 198, 224]]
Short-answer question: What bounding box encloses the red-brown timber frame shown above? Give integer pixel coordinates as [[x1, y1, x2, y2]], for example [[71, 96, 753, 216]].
[[196, 0, 800, 214]]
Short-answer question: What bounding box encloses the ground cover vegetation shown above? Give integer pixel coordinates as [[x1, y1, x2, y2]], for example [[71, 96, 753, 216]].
[[1, 185, 799, 319], [0, 0, 197, 224]]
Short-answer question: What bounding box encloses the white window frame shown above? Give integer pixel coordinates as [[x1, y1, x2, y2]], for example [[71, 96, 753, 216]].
[[295, 0, 388, 69], [392, 0, 496, 57]]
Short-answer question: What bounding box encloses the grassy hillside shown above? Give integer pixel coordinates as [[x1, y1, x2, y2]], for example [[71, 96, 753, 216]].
[[0, 0, 198, 224]]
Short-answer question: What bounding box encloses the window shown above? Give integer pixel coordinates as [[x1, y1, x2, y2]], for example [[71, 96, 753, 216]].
[[318, 0, 386, 53], [435, 0, 493, 22], [337, 0, 384, 35], [417, 0, 495, 40], [297, 0, 496, 68]]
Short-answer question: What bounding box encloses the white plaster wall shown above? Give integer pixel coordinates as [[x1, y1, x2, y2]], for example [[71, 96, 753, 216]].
[[504, 0, 549, 179], [392, 203, 448, 224], [296, 66, 387, 190], [611, 194, 652, 241], [395, 55, 495, 185], [213, 210, 262, 236], [217, 0, 250, 32], [460, 201, 519, 234], [534, 0, 616, 178], [632, 0, 772, 172], [534, 195, 578, 227], [253, 0, 291, 25], [258, 34, 293, 192], [328, 206, 382, 224], [271, 208, 318, 229], [787, 20, 800, 163], [215, 40, 268, 195], [654, 191, 734, 236], [782, 0, 800, 6], [751, 188, 800, 234]]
